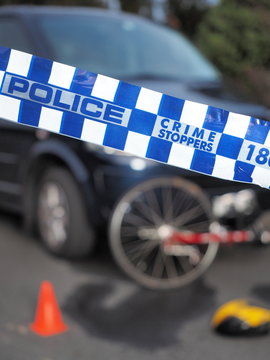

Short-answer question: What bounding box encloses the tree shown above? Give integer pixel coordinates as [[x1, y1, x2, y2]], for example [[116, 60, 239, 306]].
[[196, 0, 270, 105], [198, 1, 270, 74], [168, 0, 210, 38]]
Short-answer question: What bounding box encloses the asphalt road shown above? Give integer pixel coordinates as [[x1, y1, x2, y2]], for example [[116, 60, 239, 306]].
[[0, 214, 270, 360]]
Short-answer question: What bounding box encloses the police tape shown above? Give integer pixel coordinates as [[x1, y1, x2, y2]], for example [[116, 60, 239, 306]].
[[0, 46, 270, 189]]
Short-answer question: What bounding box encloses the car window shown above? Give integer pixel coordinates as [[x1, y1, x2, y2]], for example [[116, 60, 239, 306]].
[[0, 17, 33, 54], [38, 13, 220, 83]]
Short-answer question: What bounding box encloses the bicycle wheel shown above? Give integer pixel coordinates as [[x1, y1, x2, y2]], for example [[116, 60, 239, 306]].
[[109, 177, 218, 290]]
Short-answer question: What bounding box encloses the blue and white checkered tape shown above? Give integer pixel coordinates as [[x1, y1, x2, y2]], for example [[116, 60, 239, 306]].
[[0, 46, 270, 188]]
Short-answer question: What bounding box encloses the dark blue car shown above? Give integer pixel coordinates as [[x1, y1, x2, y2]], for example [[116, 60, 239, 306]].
[[0, 5, 269, 289]]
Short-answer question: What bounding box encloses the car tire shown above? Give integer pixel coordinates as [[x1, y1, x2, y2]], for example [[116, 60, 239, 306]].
[[36, 166, 95, 258], [109, 176, 218, 290]]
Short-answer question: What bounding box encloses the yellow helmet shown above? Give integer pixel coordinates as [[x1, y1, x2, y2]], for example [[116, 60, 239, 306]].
[[212, 299, 270, 335]]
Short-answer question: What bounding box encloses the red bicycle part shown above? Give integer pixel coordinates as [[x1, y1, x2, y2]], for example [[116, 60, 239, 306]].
[[166, 230, 253, 246]]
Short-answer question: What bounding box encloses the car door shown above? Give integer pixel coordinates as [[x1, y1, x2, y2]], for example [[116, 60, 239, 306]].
[[0, 15, 37, 211]]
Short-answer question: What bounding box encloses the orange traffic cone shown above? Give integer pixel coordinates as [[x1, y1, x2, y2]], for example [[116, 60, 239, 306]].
[[30, 281, 68, 336]]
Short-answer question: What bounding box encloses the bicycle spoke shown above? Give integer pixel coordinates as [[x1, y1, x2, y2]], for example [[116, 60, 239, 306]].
[[134, 244, 158, 270], [175, 253, 194, 273], [127, 240, 159, 264], [161, 186, 174, 221], [183, 219, 210, 233], [163, 254, 178, 278], [124, 212, 152, 227], [144, 189, 162, 219], [152, 248, 165, 278], [121, 225, 139, 237], [131, 198, 161, 225], [172, 204, 205, 227], [122, 237, 147, 246], [172, 191, 194, 218]]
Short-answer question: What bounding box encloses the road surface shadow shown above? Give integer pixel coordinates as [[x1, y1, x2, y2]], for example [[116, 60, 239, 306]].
[[251, 284, 270, 304], [64, 279, 216, 350]]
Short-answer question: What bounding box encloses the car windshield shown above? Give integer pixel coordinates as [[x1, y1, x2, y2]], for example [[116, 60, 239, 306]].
[[38, 12, 220, 82]]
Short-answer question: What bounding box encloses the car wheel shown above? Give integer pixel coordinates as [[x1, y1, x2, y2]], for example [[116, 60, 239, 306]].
[[109, 177, 218, 290], [36, 167, 95, 258]]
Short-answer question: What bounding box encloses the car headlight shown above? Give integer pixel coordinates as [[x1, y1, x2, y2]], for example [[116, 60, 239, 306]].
[[213, 189, 256, 219]]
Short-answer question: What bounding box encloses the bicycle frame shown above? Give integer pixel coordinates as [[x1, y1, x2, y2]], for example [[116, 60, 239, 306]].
[[165, 229, 254, 245]]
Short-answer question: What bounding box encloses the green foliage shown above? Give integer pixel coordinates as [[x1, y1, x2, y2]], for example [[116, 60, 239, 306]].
[[169, 0, 209, 38], [225, 0, 270, 10], [197, 1, 270, 76], [120, 0, 151, 14]]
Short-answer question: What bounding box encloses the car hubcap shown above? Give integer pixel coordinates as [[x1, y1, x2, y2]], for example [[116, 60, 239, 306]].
[[38, 182, 69, 249]]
